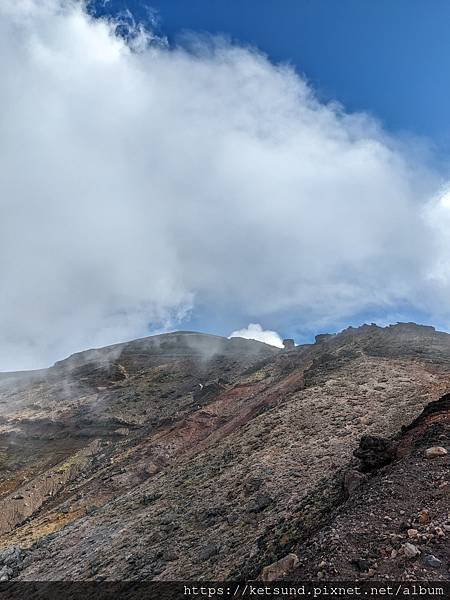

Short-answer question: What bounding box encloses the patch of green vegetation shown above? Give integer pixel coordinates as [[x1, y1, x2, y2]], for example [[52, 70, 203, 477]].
[[55, 452, 82, 474]]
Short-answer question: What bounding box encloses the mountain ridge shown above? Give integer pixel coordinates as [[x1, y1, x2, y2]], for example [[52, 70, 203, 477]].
[[0, 323, 448, 581]]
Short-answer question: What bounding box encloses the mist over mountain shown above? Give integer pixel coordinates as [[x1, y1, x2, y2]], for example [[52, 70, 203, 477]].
[[1, 1, 450, 371], [0, 323, 448, 582]]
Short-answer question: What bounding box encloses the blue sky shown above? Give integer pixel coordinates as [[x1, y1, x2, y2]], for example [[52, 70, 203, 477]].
[[2, 1, 450, 368], [93, 0, 450, 151]]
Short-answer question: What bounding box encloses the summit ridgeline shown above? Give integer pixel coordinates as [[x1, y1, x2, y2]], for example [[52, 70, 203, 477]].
[[0, 324, 448, 582]]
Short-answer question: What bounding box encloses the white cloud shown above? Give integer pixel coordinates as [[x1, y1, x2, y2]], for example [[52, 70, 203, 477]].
[[1, 0, 450, 370], [423, 187, 450, 284], [229, 324, 284, 348]]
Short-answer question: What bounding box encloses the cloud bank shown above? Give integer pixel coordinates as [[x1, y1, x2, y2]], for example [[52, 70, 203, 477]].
[[229, 324, 284, 348], [1, 0, 449, 370]]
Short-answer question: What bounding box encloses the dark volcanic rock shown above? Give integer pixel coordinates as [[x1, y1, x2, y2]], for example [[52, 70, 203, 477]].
[[197, 544, 219, 562], [353, 435, 396, 472], [351, 558, 372, 572], [282, 339, 295, 350], [315, 333, 335, 344], [246, 494, 273, 513]]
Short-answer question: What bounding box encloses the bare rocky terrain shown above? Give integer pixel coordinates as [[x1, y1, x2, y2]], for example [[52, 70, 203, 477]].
[[0, 324, 448, 582]]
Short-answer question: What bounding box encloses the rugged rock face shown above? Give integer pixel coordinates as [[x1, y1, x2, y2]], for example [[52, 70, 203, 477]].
[[282, 339, 295, 350], [290, 393, 450, 581], [0, 324, 447, 581]]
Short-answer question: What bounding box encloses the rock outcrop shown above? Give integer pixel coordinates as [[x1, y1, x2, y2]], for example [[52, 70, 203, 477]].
[[289, 390, 449, 581], [282, 339, 295, 350]]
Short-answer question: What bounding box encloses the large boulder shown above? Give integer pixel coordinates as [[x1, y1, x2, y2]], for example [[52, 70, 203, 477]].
[[259, 553, 299, 581], [282, 339, 295, 350]]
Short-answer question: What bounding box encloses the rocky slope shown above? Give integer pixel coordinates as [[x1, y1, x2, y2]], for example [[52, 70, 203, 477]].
[[0, 324, 448, 581]]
